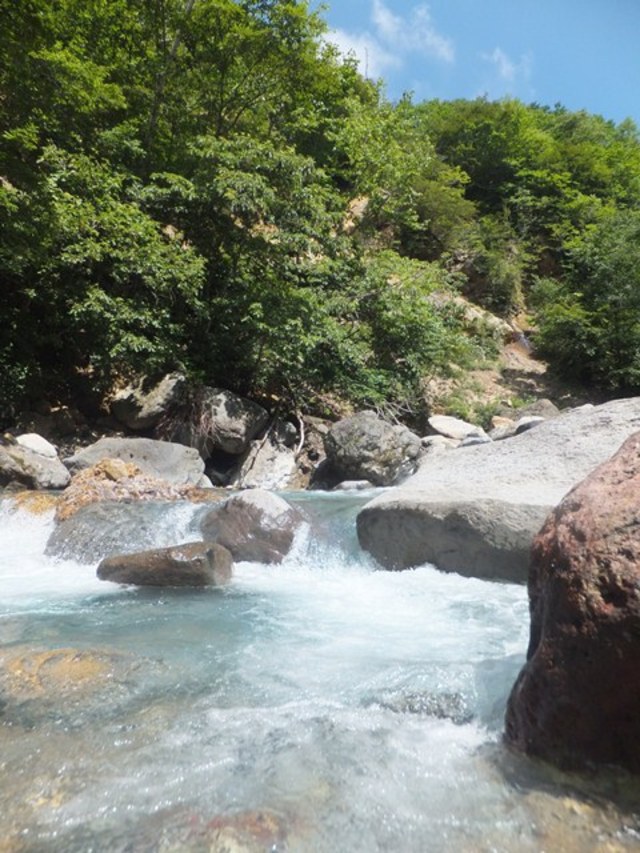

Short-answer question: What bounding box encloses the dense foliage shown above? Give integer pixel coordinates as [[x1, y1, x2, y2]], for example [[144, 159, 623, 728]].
[[2, 0, 640, 420]]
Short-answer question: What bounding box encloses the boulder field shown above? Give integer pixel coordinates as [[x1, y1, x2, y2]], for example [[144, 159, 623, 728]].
[[357, 398, 640, 582]]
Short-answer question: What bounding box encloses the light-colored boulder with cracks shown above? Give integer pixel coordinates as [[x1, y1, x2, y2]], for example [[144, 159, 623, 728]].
[[97, 541, 232, 587], [64, 437, 210, 487], [235, 428, 298, 490], [111, 372, 186, 430], [0, 440, 70, 490], [200, 489, 303, 564], [323, 411, 422, 487], [357, 398, 640, 582]]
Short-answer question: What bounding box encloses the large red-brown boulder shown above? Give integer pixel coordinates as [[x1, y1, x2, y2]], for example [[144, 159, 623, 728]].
[[505, 431, 640, 771]]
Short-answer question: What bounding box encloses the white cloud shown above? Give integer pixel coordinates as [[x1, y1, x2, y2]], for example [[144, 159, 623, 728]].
[[482, 47, 533, 86], [326, 2, 454, 80], [326, 28, 400, 78], [372, 1, 455, 64]]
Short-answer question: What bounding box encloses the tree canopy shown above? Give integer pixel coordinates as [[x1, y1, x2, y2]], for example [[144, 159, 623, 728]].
[[2, 0, 640, 420]]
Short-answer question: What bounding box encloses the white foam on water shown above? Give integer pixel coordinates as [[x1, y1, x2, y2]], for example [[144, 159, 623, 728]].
[[0, 502, 108, 608], [0, 494, 633, 851]]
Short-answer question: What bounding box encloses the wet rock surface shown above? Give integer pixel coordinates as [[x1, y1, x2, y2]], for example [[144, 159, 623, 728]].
[[55, 458, 221, 522], [97, 541, 232, 587], [0, 646, 156, 729], [46, 499, 204, 563], [505, 430, 640, 771], [365, 690, 473, 724], [200, 489, 303, 564]]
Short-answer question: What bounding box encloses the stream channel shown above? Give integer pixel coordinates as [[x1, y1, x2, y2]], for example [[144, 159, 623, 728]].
[[1, 491, 640, 851]]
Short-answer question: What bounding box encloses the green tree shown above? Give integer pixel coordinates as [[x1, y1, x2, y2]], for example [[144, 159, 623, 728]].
[[0, 147, 205, 410], [533, 210, 640, 391]]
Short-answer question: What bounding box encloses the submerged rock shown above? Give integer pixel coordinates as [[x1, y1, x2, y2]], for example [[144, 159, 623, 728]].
[[97, 541, 232, 587], [365, 690, 473, 724], [0, 646, 147, 727], [46, 500, 202, 563], [505, 431, 640, 772], [134, 807, 290, 853], [200, 489, 303, 564]]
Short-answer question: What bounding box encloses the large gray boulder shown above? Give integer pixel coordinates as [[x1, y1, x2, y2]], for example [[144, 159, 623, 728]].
[[0, 440, 70, 490], [64, 437, 210, 487], [97, 541, 232, 587], [357, 398, 640, 582], [170, 387, 269, 458], [200, 489, 303, 564], [323, 411, 422, 487], [111, 373, 186, 430]]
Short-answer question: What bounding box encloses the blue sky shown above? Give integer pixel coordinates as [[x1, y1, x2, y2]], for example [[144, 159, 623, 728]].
[[316, 1, 640, 125]]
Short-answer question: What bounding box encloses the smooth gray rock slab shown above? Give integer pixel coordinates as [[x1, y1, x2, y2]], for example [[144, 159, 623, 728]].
[[64, 437, 208, 487], [428, 415, 488, 442], [357, 398, 640, 582]]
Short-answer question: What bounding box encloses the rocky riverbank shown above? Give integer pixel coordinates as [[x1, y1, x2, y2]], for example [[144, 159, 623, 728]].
[[3, 370, 640, 587]]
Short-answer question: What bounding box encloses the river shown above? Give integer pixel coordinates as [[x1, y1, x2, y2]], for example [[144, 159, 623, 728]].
[[1, 492, 639, 851]]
